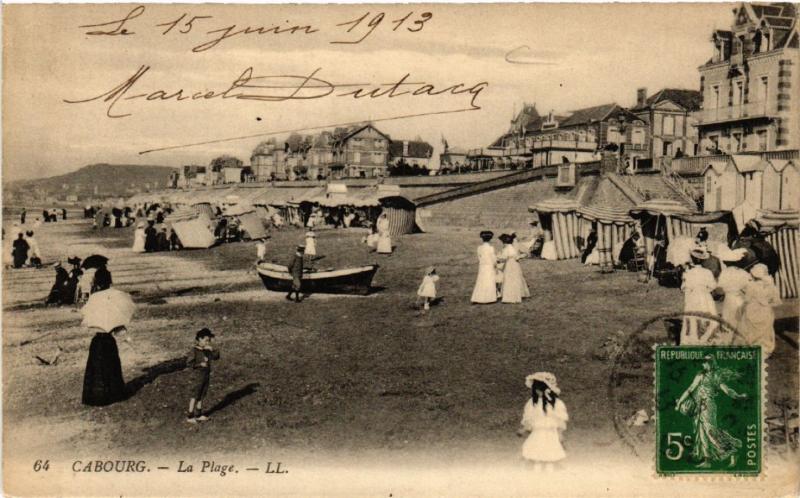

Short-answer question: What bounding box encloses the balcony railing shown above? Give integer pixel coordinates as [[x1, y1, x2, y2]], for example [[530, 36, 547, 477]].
[[466, 148, 506, 158], [697, 101, 778, 125], [530, 139, 597, 150], [668, 155, 732, 175]]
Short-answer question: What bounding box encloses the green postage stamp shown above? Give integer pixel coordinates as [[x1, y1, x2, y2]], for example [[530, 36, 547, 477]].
[[655, 346, 762, 476]]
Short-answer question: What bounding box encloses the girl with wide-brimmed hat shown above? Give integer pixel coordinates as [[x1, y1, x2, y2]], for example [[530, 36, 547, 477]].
[[518, 372, 569, 470], [680, 248, 719, 345]]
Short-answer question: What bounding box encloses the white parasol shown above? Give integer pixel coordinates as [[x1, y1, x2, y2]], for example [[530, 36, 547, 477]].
[[81, 288, 136, 333], [666, 236, 696, 267]]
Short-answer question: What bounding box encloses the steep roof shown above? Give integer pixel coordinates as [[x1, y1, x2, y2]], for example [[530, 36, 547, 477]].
[[751, 2, 796, 20], [763, 15, 794, 27], [388, 140, 434, 158], [559, 103, 619, 128], [510, 104, 543, 133], [633, 88, 702, 112], [340, 123, 392, 143]]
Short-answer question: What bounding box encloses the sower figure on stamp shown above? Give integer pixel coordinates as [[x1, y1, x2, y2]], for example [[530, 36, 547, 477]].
[[675, 354, 747, 468], [186, 328, 220, 423]]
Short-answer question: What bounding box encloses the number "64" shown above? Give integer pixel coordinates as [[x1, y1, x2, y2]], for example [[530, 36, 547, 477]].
[[665, 433, 693, 460]]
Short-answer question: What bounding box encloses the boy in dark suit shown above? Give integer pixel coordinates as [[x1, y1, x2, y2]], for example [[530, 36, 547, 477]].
[[186, 328, 220, 423], [286, 245, 305, 303]]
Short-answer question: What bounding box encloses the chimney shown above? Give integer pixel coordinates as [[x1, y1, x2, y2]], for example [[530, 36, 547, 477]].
[[403, 140, 409, 157], [636, 88, 647, 107]]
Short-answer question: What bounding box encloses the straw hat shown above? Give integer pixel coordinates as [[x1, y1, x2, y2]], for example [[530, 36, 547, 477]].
[[525, 372, 560, 395], [305, 231, 317, 238], [750, 263, 769, 280], [690, 248, 709, 261]]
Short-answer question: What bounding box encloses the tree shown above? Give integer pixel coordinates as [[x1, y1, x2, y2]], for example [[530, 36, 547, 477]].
[[209, 155, 243, 172]]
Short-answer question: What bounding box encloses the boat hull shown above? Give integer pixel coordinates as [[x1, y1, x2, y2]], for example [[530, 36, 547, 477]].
[[256, 263, 379, 295]]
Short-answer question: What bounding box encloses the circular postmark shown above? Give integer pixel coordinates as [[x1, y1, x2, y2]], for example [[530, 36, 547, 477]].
[[607, 312, 747, 460]]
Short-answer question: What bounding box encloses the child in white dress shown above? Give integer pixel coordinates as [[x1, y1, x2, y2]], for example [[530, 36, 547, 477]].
[[304, 231, 317, 257], [518, 372, 568, 471], [416, 267, 439, 311], [255, 239, 267, 263]]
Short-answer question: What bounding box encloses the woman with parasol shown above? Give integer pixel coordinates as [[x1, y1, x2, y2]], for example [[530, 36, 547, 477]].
[[81, 288, 135, 406]]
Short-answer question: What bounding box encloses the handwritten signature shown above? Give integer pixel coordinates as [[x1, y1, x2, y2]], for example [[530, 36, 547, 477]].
[[79, 6, 433, 52], [63, 66, 488, 118]]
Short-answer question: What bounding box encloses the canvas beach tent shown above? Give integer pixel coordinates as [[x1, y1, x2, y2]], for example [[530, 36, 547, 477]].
[[379, 195, 419, 236], [575, 204, 637, 267], [224, 203, 268, 240], [756, 209, 800, 298], [628, 199, 698, 268], [529, 198, 581, 260], [164, 208, 216, 249]]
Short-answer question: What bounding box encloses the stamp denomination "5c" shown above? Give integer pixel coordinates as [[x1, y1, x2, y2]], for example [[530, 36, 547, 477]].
[[655, 346, 762, 476]]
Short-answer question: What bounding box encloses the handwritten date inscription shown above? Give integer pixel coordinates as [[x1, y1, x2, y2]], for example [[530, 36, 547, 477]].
[[80, 6, 434, 52]]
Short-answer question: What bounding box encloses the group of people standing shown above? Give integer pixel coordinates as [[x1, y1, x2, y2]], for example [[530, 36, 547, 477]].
[[132, 221, 181, 253], [681, 222, 782, 356], [7, 229, 41, 269], [471, 230, 530, 304], [46, 257, 113, 306], [364, 213, 393, 254]]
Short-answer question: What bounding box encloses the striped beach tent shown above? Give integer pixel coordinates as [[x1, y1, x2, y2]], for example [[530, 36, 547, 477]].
[[379, 196, 419, 236], [757, 210, 800, 299], [576, 205, 636, 266], [529, 198, 580, 260], [629, 200, 698, 267], [191, 202, 217, 220]]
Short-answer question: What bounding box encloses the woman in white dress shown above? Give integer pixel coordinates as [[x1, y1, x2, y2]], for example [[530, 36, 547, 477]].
[[716, 266, 751, 344], [376, 213, 392, 254], [499, 234, 530, 303], [540, 228, 558, 261], [680, 250, 719, 345], [364, 223, 379, 250], [131, 223, 146, 253], [518, 372, 568, 469], [738, 264, 781, 357], [471, 231, 498, 304]]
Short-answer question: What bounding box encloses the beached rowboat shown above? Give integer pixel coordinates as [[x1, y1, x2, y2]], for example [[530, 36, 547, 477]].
[[256, 263, 379, 295]]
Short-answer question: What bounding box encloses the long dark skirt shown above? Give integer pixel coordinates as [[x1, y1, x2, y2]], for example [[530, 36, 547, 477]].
[[82, 333, 126, 406]]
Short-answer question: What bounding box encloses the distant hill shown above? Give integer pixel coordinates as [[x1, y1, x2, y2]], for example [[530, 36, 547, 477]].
[[5, 163, 178, 202]]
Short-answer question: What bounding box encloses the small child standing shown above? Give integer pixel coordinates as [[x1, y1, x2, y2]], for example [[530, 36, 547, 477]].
[[416, 267, 439, 311], [255, 239, 267, 263], [304, 231, 317, 257], [518, 372, 568, 471], [186, 328, 220, 424]]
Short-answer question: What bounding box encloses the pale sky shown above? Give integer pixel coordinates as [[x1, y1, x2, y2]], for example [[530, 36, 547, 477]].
[[3, 3, 735, 181]]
